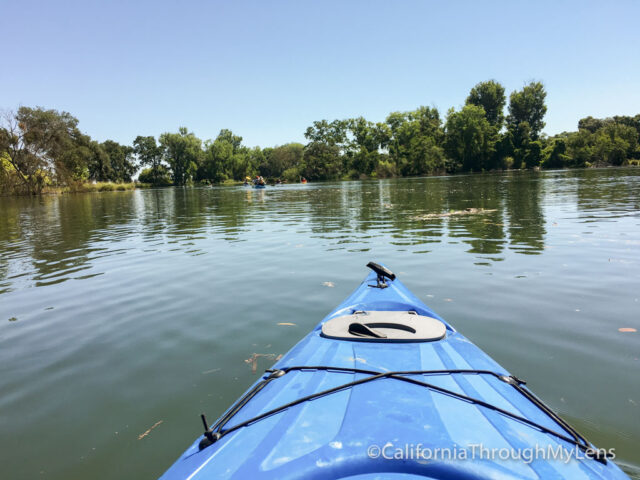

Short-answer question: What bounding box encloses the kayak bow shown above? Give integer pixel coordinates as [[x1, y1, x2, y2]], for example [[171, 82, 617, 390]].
[[159, 262, 629, 479]]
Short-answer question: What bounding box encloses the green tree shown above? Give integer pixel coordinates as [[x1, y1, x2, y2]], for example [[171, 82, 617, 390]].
[[82, 139, 111, 182], [199, 140, 229, 183], [0, 107, 85, 194], [302, 142, 342, 180], [261, 143, 303, 178], [593, 123, 638, 166], [613, 114, 640, 140], [444, 105, 496, 172], [159, 127, 202, 186], [566, 130, 594, 167], [304, 119, 348, 147], [342, 118, 391, 176], [504, 82, 548, 169], [578, 116, 605, 134], [466, 80, 506, 128], [566, 118, 639, 167], [216, 129, 243, 151], [0, 151, 22, 194], [523, 140, 543, 168], [542, 138, 570, 169], [197, 129, 250, 183], [133, 136, 164, 185], [102, 140, 136, 182], [386, 107, 444, 175], [138, 165, 171, 185], [245, 147, 264, 179], [507, 81, 547, 140]]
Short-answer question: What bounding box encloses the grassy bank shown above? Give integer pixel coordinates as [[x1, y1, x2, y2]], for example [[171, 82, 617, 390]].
[[61, 182, 138, 193], [0, 182, 153, 197]]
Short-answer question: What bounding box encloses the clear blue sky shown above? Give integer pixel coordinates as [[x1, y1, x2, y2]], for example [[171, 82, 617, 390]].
[[2, 0, 639, 148]]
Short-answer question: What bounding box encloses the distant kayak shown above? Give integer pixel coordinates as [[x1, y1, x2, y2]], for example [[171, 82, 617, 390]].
[[159, 262, 628, 479], [253, 184, 266, 189]]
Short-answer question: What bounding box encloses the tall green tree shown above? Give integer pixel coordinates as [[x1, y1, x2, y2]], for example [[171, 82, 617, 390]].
[[196, 129, 250, 182], [198, 140, 226, 183], [133, 136, 164, 184], [260, 143, 303, 178], [578, 116, 605, 134], [102, 140, 136, 182], [344, 118, 391, 176], [593, 123, 638, 165], [0, 107, 84, 194], [444, 105, 496, 172], [304, 120, 348, 147], [83, 139, 112, 181], [466, 80, 506, 128], [302, 142, 342, 180], [612, 114, 640, 139], [216, 129, 243, 151], [565, 129, 594, 167], [507, 81, 547, 140], [505, 82, 548, 168], [159, 128, 202, 186], [566, 117, 639, 167], [542, 138, 570, 169], [386, 107, 445, 176]]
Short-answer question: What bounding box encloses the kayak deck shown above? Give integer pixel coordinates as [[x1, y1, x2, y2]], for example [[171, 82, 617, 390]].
[[159, 266, 628, 479]]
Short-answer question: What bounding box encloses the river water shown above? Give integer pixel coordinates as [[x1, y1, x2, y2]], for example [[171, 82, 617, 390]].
[[1, 168, 639, 479]]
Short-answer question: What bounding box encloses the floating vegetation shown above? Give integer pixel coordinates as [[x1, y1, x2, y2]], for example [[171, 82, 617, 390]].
[[618, 328, 637, 333], [202, 368, 221, 375], [138, 420, 163, 440], [244, 353, 283, 374], [412, 208, 497, 220], [322, 281, 335, 287], [8, 317, 17, 322], [277, 322, 296, 326]]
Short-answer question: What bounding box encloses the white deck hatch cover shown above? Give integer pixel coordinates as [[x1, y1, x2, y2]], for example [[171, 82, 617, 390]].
[[321, 311, 446, 342]]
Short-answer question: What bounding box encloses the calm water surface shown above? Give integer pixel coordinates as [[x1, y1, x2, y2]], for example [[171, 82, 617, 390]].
[[1, 169, 639, 479]]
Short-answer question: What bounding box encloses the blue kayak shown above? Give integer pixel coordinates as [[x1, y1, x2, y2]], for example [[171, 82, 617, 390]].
[[253, 184, 266, 189], [160, 263, 629, 479]]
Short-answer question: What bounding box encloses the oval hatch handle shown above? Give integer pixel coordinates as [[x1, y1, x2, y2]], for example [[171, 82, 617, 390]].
[[348, 323, 387, 338]]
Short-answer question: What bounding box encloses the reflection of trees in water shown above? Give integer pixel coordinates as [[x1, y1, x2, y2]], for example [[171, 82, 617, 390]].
[[0, 170, 559, 292], [227, 174, 547, 256], [384, 178, 447, 249], [505, 172, 546, 254], [575, 168, 640, 214], [131, 176, 545, 259], [136, 187, 175, 239], [0, 199, 22, 292], [305, 183, 361, 236], [444, 175, 507, 255], [299, 180, 445, 251], [0, 192, 139, 287], [136, 187, 253, 242]]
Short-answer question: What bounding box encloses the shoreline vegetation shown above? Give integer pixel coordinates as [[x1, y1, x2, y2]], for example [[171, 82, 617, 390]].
[[2, 80, 639, 197]]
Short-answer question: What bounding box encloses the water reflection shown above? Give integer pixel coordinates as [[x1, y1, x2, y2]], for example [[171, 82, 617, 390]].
[[576, 168, 640, 215], [1, 169, 640, 292], [505, 173, 546, 254]]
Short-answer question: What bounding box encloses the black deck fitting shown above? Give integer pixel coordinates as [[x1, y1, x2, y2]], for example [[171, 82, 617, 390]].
[[366, 262, 396, 288]]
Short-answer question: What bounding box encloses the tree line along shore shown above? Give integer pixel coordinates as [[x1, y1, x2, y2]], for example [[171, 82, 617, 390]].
[[1, 80, 639, 196]]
